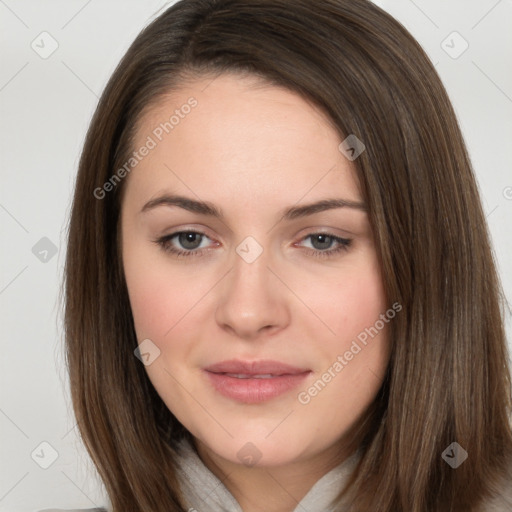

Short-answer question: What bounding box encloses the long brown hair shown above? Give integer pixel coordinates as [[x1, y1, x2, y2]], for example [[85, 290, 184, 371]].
[[64, 0, 512, 510]]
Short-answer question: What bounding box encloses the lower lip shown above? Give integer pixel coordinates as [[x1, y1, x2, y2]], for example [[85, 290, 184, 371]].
[[204, 371, 311, 404]]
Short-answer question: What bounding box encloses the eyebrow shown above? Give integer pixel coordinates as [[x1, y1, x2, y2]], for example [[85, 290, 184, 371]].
[[140, 194, 367, 221]]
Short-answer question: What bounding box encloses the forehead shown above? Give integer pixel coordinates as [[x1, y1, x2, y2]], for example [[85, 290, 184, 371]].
[[124, 73, 362, 215]]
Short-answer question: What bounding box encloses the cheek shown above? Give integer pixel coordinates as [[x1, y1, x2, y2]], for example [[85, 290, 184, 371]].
[[125, 268, 212, 345], [296, 268, 391, 432], [308, 255, 388, 345], [122, 240, 193, 341], [310, 253, 391, 385], [334, 273, 386, 335], [127, 282, 172, 340]]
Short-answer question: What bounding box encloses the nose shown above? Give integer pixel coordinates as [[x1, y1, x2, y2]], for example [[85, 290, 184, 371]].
[[214, 244, 291, 341]]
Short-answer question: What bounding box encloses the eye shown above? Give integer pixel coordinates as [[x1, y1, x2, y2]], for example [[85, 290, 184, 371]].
[[295, 233, 352, 259], [153, 230, 215, 258], [153, 231, 352, 260]]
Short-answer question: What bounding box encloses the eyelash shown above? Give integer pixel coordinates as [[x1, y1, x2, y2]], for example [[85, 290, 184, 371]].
[[153, 230, 352, 260]]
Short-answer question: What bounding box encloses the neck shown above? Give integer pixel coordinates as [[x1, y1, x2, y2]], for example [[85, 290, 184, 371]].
[[193, 438, 350, 512]]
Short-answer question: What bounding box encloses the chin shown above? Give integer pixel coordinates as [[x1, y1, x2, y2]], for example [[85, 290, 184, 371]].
[[196, 431, 314, 468]]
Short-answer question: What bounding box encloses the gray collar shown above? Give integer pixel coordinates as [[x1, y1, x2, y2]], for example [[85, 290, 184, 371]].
[[173, 438, 360, 512]]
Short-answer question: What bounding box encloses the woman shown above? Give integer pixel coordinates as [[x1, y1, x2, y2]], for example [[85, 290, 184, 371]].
[[58, 0, 512, 511]]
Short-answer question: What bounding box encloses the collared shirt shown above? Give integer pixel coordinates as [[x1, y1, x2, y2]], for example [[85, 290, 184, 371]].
[[174, 436, 360, 511], [37, 436, 512, 512]]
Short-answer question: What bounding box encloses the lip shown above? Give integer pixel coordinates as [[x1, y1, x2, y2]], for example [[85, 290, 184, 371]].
[[203, 359, 311, 404]]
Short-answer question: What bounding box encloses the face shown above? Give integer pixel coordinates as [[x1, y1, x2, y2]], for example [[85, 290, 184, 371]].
[[121, 73, 392, 469]]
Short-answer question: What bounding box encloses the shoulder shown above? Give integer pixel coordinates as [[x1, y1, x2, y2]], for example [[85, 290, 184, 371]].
[[476, 456, 512, 512], [478, 490, 512, 512]]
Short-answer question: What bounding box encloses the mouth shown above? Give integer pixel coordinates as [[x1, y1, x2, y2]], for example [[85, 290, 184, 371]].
[[219, 373, 286, 379], [203, 359, 311, 403]]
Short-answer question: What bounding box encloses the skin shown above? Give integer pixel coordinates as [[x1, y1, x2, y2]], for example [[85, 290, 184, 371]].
[[121, 73, 392, 512]]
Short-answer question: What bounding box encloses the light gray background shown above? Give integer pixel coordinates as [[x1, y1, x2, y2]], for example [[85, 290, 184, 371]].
[[1, 1, 511, 510]]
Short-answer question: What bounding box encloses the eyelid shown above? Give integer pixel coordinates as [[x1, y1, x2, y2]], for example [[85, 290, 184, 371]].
[[157, 225, 218, 243], [153, 228, 352, 260], [158, 225, 353, 243], [294, 225, 356, 238]]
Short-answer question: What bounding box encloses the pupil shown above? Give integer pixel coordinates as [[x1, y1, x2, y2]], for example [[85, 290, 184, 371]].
[[179, 232, 201, 249], [313, 234, 331, 250], [176, 233, 333, 251]]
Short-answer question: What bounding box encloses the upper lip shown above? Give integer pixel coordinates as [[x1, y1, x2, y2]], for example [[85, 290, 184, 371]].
[[204, 359, 310, 376]]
